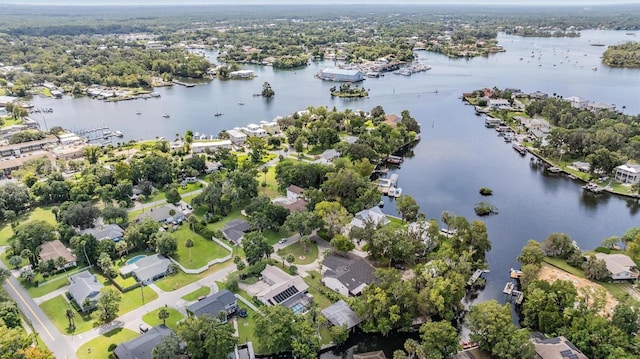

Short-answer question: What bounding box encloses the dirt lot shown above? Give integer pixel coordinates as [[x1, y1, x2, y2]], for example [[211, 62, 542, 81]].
[[538, 264, 618, 315]]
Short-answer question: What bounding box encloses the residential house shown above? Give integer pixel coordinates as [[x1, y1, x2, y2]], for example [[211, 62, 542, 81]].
[[39, 240, 76, 269], [50, 144, 87, 160], [79, 224, 125, 242], [191, 140, 232, 153], [353, 351, 387, 359], [615, 163, 640, 184], [186, 289, 238, 322], [594, 253, 639, 281], [321, 299, 362, 330], [259, 121, 280, 134], [113, 325, 173, 359], [488, 98, 511, 110], [350, 206, 390, 229], [530, 335, 588, 359], [68, 270, 103, 312], [286, 185, 305, 202], [242, 124, 267, 138], [119, 254, 173, 284], [529, 91, 549, 100], [0, 137, 59, 158], [565, 96, 590, 110], [222, 219, 252, 245], [257, 265, 311, 313], [226, 129, 247, 146], [382, 114, 401, 127], [135, 205, 185, 224], [571, 161, 591, 173], [588, 102, 616, 112], [321, 253, 376, 296]]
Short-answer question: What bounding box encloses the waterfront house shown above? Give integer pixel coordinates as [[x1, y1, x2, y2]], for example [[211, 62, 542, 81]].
[[594, 253, 638, 281], [113, 325, 173, 359], [319, 68, 364, 82], [565, 96, 590, 110], [615, 163, 640, 184], [488, 98, 511, 110], [0, 95, 18, 106], [39, 240, 76, 269], [119, 254, 173, 284], [588, 102, 616, 112], [0, 137, 59, 158], [191, 140, 232, 153], [186, 289, 238, 322], [350, 206, 390, 229], [242, 124, 267, 138], [530, 335, 588, 359], [226, 129, 247, 146], [257, 265, 310, 313], [78, 224, 124, 242], [259, 121, 280, 134], [222, 219, 252, 245], [321, 253, 376, 296], [321, 299, 361, 330], [529, 91, 549, 100], [571, 161, 591, 173], [68, 270, 103, 312], [229, 70, 255, 78]]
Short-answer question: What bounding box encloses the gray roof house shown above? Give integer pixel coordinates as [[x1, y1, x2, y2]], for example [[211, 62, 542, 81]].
[[186, 289, 239, 322], [350, 206, 390, 229], [136, 205, 185, 223], [222, 219, 252, 245], [78, 224, 124, 242], [531, 336, 588, 359], [321, 253, 376, 296], [113, 325, 173, 359], [321, 299, 362, 330], [119, 254, 172, 284], [68, 270, 103, 312], [594, 253, 639, 281]]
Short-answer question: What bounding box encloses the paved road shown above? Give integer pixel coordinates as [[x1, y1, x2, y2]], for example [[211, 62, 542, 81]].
[[0, 247, 76, 359]]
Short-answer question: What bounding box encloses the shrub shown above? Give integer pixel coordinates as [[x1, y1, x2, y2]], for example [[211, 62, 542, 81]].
[[108, 343, 117, 352], [479, 187, 493, 196], [474, 202, 498, 216], [289, 265, 298, 275], [594, 247, 611, 254]]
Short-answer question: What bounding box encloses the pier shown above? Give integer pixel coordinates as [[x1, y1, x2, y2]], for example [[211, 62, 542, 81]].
[[503, 281, 525, 304], [172, 80, 196, 88], [467, 269, 490, 286]]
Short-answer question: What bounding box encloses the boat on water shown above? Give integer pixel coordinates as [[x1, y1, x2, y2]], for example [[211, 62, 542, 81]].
[[546, 166, 562, 174], [113, 131, 123, 137], [136, 111, 142, 115], [214, 112, 223, 117], [388, 186, 403, 198], [238, 102, 245, 105], [582, 182, 604, 194], [162, 113, 170, 118], [592, 67, 598, 71], [512, 143, 527, 155]]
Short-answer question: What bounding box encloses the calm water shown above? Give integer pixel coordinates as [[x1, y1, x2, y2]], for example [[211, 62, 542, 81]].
[[30, 30, 640, 355]]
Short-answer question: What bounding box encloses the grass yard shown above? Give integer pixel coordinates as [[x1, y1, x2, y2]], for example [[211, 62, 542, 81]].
[[181, 286, 211, 301], [118, 285, 158, 316], [142, 307, 184, 330], [386, 216, 404, 225], [276, 241, 318, 265], [24, 266, 87, 298], [257, 166, 280, 198], [206, 208, 246, 232], [76, 328, 138, 359], [302, 271, 333, 310], [40, 295, 95, 334], [0, 207, 57, 247], [177, 182, 203, 195], [235, 306, 261, 352], [171, 226, 231, 269], [155, 260, 233, 292]]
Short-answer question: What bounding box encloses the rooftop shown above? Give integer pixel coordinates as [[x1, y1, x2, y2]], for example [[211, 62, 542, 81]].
[[187, 289, 237, 318], [113, 325, 173, 359], [322, 253, 376, 296], [531, 336, 588, 359], [39, 239, 76, 263], [321, 299, 361, 329], [78, 224, 124, 241]]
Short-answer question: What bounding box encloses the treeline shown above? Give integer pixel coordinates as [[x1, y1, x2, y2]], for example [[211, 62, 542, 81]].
[[526, 97, 640, 176], [602, 41, 640, 68]]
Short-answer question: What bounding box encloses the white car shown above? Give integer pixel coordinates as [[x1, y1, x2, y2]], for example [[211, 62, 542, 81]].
[[278, 238, 287, 244]]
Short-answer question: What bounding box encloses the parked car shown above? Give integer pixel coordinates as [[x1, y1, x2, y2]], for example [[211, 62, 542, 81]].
[[139, 323, 150, 333], [278, 238, 287, 244]]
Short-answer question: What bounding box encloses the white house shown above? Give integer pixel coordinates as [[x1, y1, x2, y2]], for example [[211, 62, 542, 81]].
[[259, 121, 280, 134], [286, 185, 305, 202], [487, 98, 511, 110], [594, 253, 638, 281], [565, 96, 590, 110], [350, 206, 390, 229], [615, 163, 640, 184], [242, 124, 267, 138], [191, 140, 232, 153], [226, 129, 247, 145], [229, 70, 255, 78]]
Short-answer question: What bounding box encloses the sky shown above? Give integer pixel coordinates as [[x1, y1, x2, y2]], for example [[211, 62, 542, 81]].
[[4, 0, 640, 5]]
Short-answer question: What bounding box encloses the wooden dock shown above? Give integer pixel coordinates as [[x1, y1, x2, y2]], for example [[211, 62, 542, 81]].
[[467, 269, 490, 286], [503, 281, 524, 304], [172, 80, 196, 88]]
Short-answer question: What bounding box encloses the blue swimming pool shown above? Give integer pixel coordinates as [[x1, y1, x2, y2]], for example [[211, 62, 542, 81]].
[[291, 303, 306, 315], [126, 255, 146, 265]]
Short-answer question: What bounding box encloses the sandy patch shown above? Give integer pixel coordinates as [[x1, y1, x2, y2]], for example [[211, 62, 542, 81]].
[[538, 264, 618, 316]]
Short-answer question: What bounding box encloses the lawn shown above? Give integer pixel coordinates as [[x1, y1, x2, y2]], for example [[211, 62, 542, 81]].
[[386, 215, 404, 225], [24, 266, 87, 298], [142, 307, 184, 330], [119, 285, 158, 315], [40, 295, 95, 334], [181, 286, 211, 301], [276, 241, 318, 265], [302, 271, 333, 310], [178, 182, 204, 195], [76, 328, 138, 359], [257, 166, 280, 198], [0, 207, 57, 247], [235, 306, 260, 351], [155, 260, 233, 292], [171, 225, 231, 269], [206, 208, 246, 232]]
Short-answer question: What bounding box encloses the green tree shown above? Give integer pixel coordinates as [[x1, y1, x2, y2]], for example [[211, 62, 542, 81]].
[[177, 315, 237, 359], [412, 320, 460, 359], [153, 332, 183, 359], [517, 240, 545, 265], [330, 234, 355, 254], [155, 232, 178, 257], [283, 211, 322, 236], [396, 195, 420, 222], [60, 202, 101, 229], [468, 300, 535, 359], [522, 280, 577, 334], [11, 220, 56, 267], [261, 82, 275, 98], [0, 325, 33, 359], [185, 238, 194, 262], [612, 303, 640, 337], [8, 256, 22, 269], [541, 232, 575, 258], [82, 146, 102, 164], [242, 231, 273, 266], [583, 255, 610, 281], [158, 307, 170, 326], [165, 187, 181, 205], [95, 288, 122, 324], [124, 218, 161, 250], [314, 201, 352, 238], [65, 307, 76, 330]]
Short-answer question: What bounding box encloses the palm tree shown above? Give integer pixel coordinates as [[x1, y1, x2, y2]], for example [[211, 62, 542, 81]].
[[261, 166, 268, 186], [55, 256, 67, 274], [158, 307, 170, 326], [65, 307, 76, 330], [185, 239, 194, 262]]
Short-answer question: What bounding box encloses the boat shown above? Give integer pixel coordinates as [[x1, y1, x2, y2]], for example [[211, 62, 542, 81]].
[[592, 67, 598, 71], [582, 182, 604, 193], [512, 143, 527, 155], [388, 186, 402, 198], [214, 112, 223, 117], [386, 155, 403, 164], [113, 131, 123, 137], [547, 166, 562, 174], [136, 111, 142, 115], [162, 114, 170, 118], [238, 102, 245, 105]]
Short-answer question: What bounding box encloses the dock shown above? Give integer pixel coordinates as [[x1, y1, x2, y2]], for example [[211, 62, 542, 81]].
[[583, 182, 604, 193], [512, 143, 527, 155], [503, 281, 524, 304], [172, 80, 196, 88], [385, 155, 403, 164], [467, 269, 490, 286]]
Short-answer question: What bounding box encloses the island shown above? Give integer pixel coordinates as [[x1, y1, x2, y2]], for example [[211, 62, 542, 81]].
[[602, 41, 640, 68]]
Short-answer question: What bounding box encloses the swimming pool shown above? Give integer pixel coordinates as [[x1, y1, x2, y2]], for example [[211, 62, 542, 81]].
[[291, 303, 307, 315], [126, 255, 146, 265]]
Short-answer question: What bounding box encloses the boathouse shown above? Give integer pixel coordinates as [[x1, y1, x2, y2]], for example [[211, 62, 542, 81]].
[[319, 68, 364, 82]]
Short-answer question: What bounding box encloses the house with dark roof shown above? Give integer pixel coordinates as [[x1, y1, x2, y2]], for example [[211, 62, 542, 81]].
[[68, 270, 103, 312], [39, 239, 76, 269], [78, 224, 124, 242], [135, 205, 185, 224], [321, 299, 361, 330], [353, 351, 387, 359], [119, 254, 172, 284], [321, 253, 376, 296], [531, 336, 588, 359], [113, 325, 173, 359], [186, 289, 238, 322], [222, 219, 252, 245]]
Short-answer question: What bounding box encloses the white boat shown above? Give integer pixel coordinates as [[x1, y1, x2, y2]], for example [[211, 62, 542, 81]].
[[113, 131, 123, 137], [136, 111, 142, 115], [388, 186, 402, 198], [238, 101, 245, 105], [162, 113, 170, 118]]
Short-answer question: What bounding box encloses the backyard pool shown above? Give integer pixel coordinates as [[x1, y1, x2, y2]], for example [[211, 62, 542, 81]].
[[126, 255, 147, 265]]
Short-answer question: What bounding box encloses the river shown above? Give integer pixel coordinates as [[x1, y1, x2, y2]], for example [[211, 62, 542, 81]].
[[30, 30, 640, 356]]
